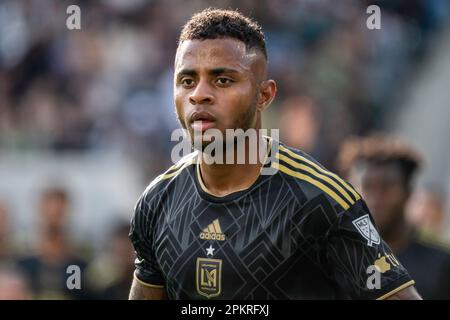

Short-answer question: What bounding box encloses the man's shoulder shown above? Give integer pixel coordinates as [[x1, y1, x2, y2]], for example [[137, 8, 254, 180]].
[[273, 142, 361, 211], [140, 151, 198, 200]]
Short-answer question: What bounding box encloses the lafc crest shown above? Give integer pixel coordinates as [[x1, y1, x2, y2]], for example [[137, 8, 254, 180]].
[[196, 257, 222, 298]]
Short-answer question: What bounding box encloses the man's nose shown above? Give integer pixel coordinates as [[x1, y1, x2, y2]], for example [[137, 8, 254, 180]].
[[189, 80, 214, 105]]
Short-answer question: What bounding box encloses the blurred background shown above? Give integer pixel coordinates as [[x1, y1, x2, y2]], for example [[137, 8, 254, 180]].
[[1, 0, 450, 299]]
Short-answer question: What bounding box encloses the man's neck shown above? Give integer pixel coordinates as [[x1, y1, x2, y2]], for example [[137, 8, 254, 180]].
[[198, 135, 268, 197]]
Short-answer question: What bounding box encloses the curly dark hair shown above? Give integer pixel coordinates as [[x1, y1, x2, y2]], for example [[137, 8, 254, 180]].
[[337, 134, 423, 186], [179, 8, 267, 59]]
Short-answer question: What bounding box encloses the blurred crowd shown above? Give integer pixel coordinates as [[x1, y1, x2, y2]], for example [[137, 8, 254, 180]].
[[1, 0, 449, 168], [1, 0, 450, 299], [0, 186, 134, 299]]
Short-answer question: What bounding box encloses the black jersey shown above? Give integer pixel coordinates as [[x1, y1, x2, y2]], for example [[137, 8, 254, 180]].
[[129, 138, 414, 299]]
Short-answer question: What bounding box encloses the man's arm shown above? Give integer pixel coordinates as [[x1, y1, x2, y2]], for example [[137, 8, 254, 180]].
[[128, 278, 168, 300], [385, 285, 422, 300]]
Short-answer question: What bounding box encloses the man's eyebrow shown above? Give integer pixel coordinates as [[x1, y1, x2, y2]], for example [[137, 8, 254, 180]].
[[175, 67, 241, 79], [176, 69, 196, 79], [209, 68, 240, 75]]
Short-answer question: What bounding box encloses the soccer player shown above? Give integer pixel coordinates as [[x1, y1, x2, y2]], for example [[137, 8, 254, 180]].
[[338, 134, 450, 299], [128, 9, 421, 300]]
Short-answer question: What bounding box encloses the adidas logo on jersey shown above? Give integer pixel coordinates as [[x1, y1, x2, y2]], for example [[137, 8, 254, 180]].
[[199, 219, 225, 241]]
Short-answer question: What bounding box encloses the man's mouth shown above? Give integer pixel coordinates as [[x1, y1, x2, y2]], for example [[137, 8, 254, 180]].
[[192, 120, 216, 132], [189, 111, 217, 132]]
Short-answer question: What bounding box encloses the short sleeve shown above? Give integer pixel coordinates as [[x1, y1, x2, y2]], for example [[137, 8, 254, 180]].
[[129, 193, 165, 287], [325, 200, 414, 299]]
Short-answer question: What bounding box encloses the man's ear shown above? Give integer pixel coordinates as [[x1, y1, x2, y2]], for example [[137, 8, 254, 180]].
[[257, 80, 277, 112]]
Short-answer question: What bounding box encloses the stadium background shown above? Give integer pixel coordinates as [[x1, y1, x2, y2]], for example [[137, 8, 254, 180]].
[[0, 0, 449, 299]]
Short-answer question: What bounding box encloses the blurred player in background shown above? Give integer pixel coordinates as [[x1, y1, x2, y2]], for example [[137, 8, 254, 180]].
[[16, 187, 92, 299], [338, 134, 450, 299], [86, 220, 135, 299], [128, 8, 420, 300]]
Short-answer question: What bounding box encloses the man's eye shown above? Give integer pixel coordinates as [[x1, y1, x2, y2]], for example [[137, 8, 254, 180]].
[[216, 77, 233, 85], [181, 78, 194, 86]]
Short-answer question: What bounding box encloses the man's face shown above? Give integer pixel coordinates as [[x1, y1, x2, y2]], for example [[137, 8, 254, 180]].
[[174, 38, 265, 148], [349, 163, 409, 234], [40, 194, 68, 231]]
